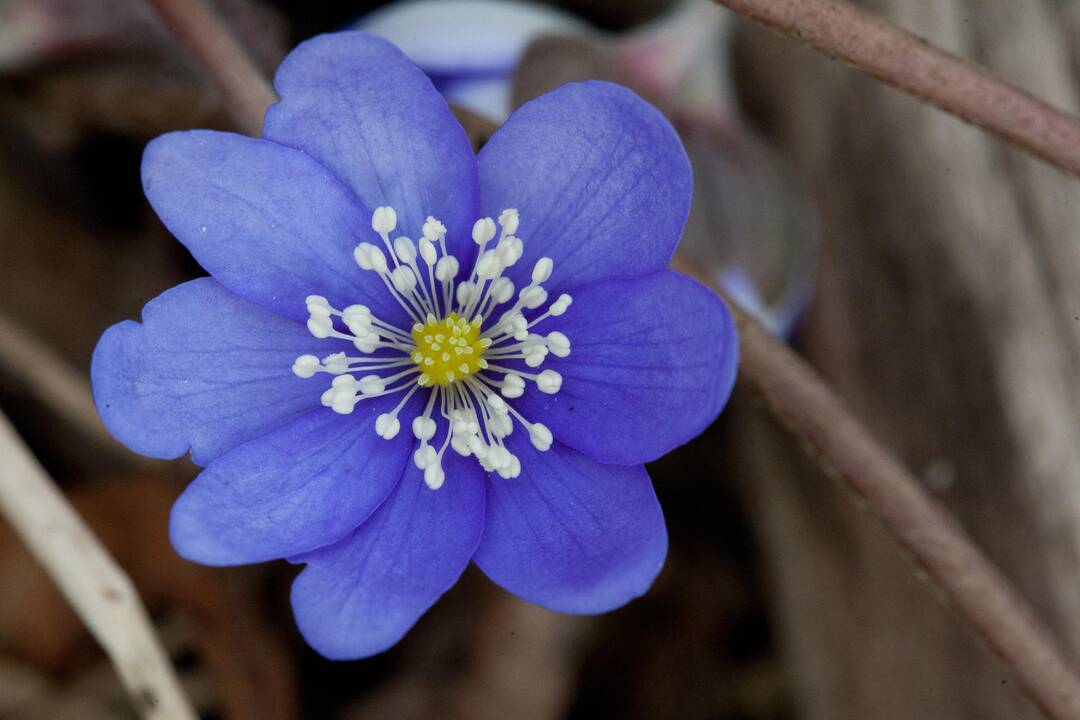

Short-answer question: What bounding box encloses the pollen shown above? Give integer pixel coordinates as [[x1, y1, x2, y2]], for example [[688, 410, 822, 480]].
[[411, 313, 489, 386]]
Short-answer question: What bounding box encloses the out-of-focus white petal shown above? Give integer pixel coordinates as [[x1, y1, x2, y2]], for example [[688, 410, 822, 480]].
[[355, 0, 588, 120], [357, 0, 585, 75]]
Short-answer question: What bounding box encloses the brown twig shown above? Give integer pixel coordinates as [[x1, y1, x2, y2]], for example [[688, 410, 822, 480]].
[[678, 261, 1080, 720], [712, 0, 1080, 178], [0, 412, 195, 719], [144, 0, 276, 136], [137, 1, 1080, 717], [0, 312, 132, 463]]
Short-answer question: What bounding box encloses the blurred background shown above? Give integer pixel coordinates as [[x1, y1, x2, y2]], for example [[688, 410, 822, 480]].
[[2, 1, 1079, 718]]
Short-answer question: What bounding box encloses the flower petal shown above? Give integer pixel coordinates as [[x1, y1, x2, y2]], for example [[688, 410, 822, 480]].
[[515, 270, 737, 465], [264, 31, 479, 261], [92, 278, 332, 465], [289, 451, 486, 660], [473, 435, 667, 614], [141, 129, 405, 325], [478, 80, 691, 292], [170, 404, 415, 566]]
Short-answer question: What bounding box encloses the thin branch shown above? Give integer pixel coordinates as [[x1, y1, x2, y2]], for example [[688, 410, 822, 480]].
[[145, 0, 276, 136], [712, 0, 1080, 178], [0, 312, 132, 463], [0, 412, 196, 719], [135, 1, 1080, 717], [675, 259, 1080, 720]]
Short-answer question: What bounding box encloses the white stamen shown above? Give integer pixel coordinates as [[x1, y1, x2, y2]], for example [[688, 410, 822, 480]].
[[393, 236, 417, 264], [531, 257, 554, 284], [536, 369, 562, 394], [529, 423, 553, 451], [472, 217, 496, 244], [375, 413, 401, 439], [292, 354, 320, 378], [296, 207, 572, 487], [372, 206, 397, 235], [500, 373, 526, 398], [547, 331, 571, 357]]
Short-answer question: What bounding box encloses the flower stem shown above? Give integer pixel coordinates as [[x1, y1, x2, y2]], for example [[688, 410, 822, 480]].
[[711, 0, 1080, 178], [145, 0, 277, 136], [678, 260, 1080, 720], [0, 412, 196, 720]]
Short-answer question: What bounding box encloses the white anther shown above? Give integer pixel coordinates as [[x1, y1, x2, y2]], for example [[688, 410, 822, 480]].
[[536, 369, 562, 394], [494, 448, 519, 479], [331, 397, 358, 415], [491, 277, 515, 304], [393, 236, 417, 263], [472, 217, 497, 244], [498, 208, 519, 235], [486, 394, 507, 414], [549, 293, 572, 316], [354, 335, 377, 353], [305, 295, 332, 316], [466, 435, 487, 457], [342, 304, 370, 321], [456, 281, 476, 306], [292, 354, 320, 378], [375, 413, 401, 440], [435, 255, 459, 282], [322, 352, 350, 374], [531, 257, 554, 284], [343, 311, 372, 335], [490, 413, 513, 437], [306, 316, 333, 339], [501, 373, 525, 398], [497, 236, 524, 266], [546, 331, 571, 357], [451, 434, 471, 456], [530, 422, 553, 451], [355, 242, 388, 272], [524, 346, 549, 368], [412, 416, 437, 441], [372, 206, 397, 235], [511, 314, 528, 333], [358, 374, 386, 396], [418, 237, 438, 265], [475, 251, 501, 279], [391, 265, 417, 293], [424, 463, 445, 489], [422, 216, 446, 240], [521, 286, 548, 309], [414, 444, 437, 469]]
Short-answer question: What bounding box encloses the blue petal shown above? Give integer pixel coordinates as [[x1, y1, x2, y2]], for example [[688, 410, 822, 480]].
[[478, 81, 692, 292], [473, 434, 667, 614], [264, 31, 479, 262], [92, 278, 332, 465], [170, 405, 415, 566], [289, 451, 485, 659], [141, 130, 406, 325], [515, 270, 738, 464]]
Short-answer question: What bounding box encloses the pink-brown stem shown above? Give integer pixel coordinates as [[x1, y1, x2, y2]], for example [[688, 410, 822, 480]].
[[713, 0, 1080, 178], [145, 0, 276, 136], [703, 277, 1080, 720]]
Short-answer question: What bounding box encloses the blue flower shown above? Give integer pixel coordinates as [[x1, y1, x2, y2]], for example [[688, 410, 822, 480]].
[[91, 31, 738, 659]]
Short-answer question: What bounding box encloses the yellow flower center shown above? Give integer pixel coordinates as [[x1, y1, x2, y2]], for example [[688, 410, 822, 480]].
[[410, 313, 490, 387]]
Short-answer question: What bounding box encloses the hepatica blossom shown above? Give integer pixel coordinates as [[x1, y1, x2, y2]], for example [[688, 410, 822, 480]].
[[92, 31, 738, 659]]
